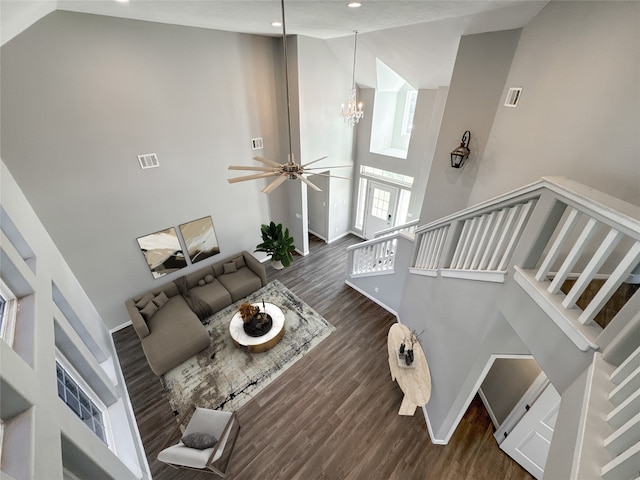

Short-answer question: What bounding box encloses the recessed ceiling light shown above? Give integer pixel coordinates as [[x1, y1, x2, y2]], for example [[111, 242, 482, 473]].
[[272, 21, 282, 27], [348, 1, 362, 8], [115, 0, 129, 3]]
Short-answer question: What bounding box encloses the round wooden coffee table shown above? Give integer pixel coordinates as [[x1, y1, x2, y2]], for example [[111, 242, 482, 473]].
[[229, 302, 285, 353]]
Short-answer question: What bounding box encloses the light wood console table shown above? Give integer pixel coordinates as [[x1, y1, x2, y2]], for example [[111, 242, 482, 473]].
[[387, 323, 432, 416]]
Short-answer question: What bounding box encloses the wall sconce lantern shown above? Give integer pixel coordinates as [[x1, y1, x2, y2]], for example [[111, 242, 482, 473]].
[[450, 131, 471, 168]]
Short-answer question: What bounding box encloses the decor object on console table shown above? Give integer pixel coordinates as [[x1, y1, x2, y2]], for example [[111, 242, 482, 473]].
[[387, 323, 431, 415], [255, 221, 296, 269]]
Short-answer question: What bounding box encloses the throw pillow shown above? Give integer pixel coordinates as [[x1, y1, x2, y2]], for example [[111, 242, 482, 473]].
[[139, 301, 158, 321], [235, 256, 246, 269], [181, 432, 217, 450], [223, 262, 237, 274], [204, 274, 214, 283], [152, 291, 169, 309], [198, 279, 206, 286], [135, 292, 154, 310]]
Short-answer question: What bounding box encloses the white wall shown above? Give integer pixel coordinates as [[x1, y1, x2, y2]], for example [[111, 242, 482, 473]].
[[468, 1, 640, 208], [0, 11, 281, 330], [1, 160, 148, 479], [296, 35, 355, 243]]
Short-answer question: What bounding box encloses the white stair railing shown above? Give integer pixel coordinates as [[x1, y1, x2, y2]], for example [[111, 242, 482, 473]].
[[572, 343, 640, 480], [347, 234, 401, 277], [514, 179, 640, 352], [410, 182, 540, 282], [374, 219, 419, 239]]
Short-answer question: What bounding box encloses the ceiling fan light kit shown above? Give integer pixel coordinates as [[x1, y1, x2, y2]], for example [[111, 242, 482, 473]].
[[227, 0, 353, 194]]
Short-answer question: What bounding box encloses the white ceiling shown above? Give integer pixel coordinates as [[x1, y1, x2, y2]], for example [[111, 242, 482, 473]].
[[1, 0, 548, 88]]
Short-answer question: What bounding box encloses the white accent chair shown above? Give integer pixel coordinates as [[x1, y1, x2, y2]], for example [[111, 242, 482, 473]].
[[157, 406, 241, 477]]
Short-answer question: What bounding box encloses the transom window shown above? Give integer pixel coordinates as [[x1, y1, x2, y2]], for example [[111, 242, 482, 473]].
[[360, 166, 414, 187], [56, 361, 107, 444]]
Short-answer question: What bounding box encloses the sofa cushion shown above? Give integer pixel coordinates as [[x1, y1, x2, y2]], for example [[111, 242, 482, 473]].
[[135, 292, 155, 309], [223, 262, 237, 274], [190, 279, 232, 313], [143, 295, 210, 375], [152, 291, 170, 309], [217, 266, 263, 302], [140, 301, 159, 321]]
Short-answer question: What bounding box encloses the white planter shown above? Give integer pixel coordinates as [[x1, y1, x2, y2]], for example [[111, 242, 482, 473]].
[[271, 259, 284, 270]]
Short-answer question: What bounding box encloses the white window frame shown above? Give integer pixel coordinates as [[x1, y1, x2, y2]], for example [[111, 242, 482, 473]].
[[0, 278, 18, 347], [401, 90, 418, 136], [55, 350, 114, 448]]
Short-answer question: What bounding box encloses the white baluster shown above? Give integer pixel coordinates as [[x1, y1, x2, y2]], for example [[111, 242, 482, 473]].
[[463, 216, 486, 269], [429, 226, 448, 270], [498, 200, 534, 271], [547, 217, 599, 294], [450, 219, 472, 269], [562, 228, 623, 309], [535, 207, 581, 282], [488, 205, 520, 270], [578, 241, 640, 325], [471, 211, 498, 270], [479, 208, 507, 270]]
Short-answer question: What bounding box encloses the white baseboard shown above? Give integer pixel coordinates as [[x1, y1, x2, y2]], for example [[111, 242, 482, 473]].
[[422, 406, 447, 445], [110, 319, 132, 334], [344, 280, 399, 318], [478, 387, 500, 429]]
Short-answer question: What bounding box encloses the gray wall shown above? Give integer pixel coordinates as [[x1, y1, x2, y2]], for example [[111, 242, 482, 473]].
[[468, 0, 640, 207], [1, 11, 283, 330], [480, 357, 541, 425], [419, 28, 522, 224]]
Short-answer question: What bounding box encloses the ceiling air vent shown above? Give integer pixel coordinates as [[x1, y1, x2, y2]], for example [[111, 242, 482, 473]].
[[504, 87, 523, 107], [138, 153, 159, 169]]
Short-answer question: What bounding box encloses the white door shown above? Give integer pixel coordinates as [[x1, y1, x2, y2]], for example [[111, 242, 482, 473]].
[[500, 383, 561, 479], [363, 181, 398, 239]]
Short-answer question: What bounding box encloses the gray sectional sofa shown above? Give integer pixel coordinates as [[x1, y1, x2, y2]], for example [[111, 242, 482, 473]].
[[125, 251, 267, 375]]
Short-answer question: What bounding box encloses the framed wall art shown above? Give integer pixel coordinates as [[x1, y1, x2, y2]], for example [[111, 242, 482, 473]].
[[137, 227, 187, 279], [179, 216, 220, 264]]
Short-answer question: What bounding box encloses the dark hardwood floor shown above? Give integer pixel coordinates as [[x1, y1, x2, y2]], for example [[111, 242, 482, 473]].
[[113, 234, 534, 479]]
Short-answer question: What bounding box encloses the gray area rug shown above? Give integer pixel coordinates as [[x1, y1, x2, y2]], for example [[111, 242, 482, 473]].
[[160, 280, 335, 415]]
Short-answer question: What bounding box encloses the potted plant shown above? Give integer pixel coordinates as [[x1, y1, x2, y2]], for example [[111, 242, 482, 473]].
[[255, 221, 296, 269]]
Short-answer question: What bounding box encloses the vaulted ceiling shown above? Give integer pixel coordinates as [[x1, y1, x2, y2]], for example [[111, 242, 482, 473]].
[[1, 1, 548, 88]]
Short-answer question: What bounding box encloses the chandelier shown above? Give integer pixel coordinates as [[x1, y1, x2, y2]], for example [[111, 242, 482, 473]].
[[340, 30, 364, 127]]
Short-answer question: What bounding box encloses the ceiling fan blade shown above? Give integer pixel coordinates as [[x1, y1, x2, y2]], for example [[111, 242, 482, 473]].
[[253, 156, 282, 168], [261, 174, 289, 194], [293, 172, 322, 192], [307, 173, 352, 180], [227, 172, 279, 184], [301, 156, 328, 168], [228, 165, 275, 172], [303, 165, 352, 170]]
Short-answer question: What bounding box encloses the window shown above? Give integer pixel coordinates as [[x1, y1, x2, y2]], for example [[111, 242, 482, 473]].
[[354, 178, 368, 230], [369, 59, 418, 159], [0, 279, 17, 346], [56, 360, 107, 444], [401, 90, 418, 136], [360, 166, 414, 187]]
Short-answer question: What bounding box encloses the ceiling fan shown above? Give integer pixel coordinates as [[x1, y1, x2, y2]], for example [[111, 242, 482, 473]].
[[227, 0, 351, 194]]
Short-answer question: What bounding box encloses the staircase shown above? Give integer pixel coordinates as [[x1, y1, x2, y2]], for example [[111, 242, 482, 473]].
[[345, 177, 640, 479]]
